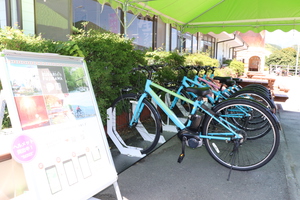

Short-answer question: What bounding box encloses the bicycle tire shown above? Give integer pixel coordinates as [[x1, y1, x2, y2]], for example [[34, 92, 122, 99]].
[[230, 90, 276, 112], [110, 93, 162, 154], [202, 98, 280, 171], [242, 87, 271, 99], [243, 84, 271, 96]]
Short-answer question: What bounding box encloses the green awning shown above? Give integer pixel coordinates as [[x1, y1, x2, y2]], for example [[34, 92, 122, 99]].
[[98, 0, 300, 34]]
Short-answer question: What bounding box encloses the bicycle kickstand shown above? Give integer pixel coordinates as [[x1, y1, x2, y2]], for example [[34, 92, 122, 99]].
[[227, 140, 240, 181], [178, 136, 187, 163]]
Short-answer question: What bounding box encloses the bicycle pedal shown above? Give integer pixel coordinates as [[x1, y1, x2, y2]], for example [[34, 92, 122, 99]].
[[177, 153, 185, 163]]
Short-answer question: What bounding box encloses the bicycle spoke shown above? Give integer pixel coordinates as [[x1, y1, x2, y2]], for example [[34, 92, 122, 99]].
[[202, 99, 280, 171]]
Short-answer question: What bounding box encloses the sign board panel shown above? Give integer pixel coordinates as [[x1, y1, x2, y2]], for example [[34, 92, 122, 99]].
[[0, 50, 121, 200]]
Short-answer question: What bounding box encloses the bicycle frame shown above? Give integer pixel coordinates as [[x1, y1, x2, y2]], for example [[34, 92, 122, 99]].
[[130, 79, 243, 141], [170, 75, 226, 107], [201, 71, 242, 95], [171, 71, 270, 113]]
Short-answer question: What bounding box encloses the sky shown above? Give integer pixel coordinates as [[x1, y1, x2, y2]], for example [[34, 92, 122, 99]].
[[265, 30, 300, 48]]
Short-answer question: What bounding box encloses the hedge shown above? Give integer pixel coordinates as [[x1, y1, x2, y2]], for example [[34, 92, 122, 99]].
[[0, 27, 244, 129]]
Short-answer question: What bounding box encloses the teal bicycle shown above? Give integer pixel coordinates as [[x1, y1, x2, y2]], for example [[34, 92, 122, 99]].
[[110, 65, 280, 171], [157, 66, 277, 140]]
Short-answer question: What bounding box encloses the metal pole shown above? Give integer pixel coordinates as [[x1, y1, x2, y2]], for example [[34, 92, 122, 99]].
[[124, 4, 127, 38], [296, 43, 299, 76]]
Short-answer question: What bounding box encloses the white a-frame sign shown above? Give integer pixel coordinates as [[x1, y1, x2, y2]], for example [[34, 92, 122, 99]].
[[0, 50, 121, 200]]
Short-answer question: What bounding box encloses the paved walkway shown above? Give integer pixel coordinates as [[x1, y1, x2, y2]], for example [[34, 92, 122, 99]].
[[95, 76, 300, 200], [275, 76, 300, 199]]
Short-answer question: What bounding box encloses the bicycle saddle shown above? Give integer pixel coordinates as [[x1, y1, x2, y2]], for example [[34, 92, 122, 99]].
[[186, 87, 212, 97], [232, 78, 243, 83], [214, 76, 232, 82]]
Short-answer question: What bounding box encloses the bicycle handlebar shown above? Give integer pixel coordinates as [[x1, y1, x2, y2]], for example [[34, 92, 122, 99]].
[[132, 64, 166, 79], [131, 64, 218, 79]]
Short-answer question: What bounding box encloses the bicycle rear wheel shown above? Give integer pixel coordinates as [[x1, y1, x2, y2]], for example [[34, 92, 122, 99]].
[[244, 84, 271, 94], [202, 98, 280, 171], [230, 90, 276, 113], [110, 93, 162, 154]]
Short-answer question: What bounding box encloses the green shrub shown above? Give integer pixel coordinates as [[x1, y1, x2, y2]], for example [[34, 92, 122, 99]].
[[228, 59, 244, 77], [145, 51, 185, 84], [145, 51, 221, 84], [223, 59, 232, 66], [184, 53, 219, 77], [0, 27, 83, 56], [1, 106, 11, 129], [185, 53, 219, 67], [214, 67, 236, 77], [0, 27, 146, 127], [70, 30, 146, 120]]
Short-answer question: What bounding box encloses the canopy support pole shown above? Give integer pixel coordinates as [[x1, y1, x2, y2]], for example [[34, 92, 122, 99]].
[[296, 43, 299, 76]]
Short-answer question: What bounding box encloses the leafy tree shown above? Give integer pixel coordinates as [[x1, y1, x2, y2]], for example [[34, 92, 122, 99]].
[[266, 47, 299, 66]]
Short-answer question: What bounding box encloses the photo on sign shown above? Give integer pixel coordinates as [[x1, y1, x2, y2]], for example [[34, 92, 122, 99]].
[[7, 62, 96, 129], [8, 64, 42, 96], [14, 95, 50, 130], [37, 66, 68, 94], [44, 94, 75, 125], [63, 67, 96, 120]]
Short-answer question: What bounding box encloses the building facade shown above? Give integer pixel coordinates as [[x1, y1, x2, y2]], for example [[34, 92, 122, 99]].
[[236, 31, 269, 73], [1, 0, 254, 67]]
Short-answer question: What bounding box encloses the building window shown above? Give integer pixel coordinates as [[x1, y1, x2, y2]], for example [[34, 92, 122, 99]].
[[0, 0, 22, 29], [200, 34, 215, 57], [73, 0, 120, 33], [0, 0, 7, 28], [170, 29, 197, 53], [183, 33, 192, 53], [73, 0, 154, 50], [192, 34, 198, 53], [126, 13, 154, 50], [171, 27, 179, 51], [35, 0, 71, 41]]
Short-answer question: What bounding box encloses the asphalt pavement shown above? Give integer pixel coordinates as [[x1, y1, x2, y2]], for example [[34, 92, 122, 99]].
[[95, 76, 300, 200]]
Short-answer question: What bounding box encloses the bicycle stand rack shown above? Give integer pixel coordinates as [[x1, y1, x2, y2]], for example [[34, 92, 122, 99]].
[[107, 107, 145, 158], [151, 96, 186, 132], [106, 101, 167, 158]]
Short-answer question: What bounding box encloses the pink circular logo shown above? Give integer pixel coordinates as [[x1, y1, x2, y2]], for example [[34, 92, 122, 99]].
[[11, 135, 37, 163]]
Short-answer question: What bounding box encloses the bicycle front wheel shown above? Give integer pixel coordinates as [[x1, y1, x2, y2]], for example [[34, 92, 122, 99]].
[[110, 93, 162, 154], [202, 98, 280, 171]]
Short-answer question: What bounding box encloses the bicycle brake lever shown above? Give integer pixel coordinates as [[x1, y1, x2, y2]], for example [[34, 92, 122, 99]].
[[122, 87, 133, 92]]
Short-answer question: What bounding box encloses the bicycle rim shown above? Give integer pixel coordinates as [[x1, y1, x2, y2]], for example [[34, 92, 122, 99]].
[[226, 102, 272, 139], [202, 99, 280, 171], [231, 90, 275, 112], [110, 93, 162, 154]]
